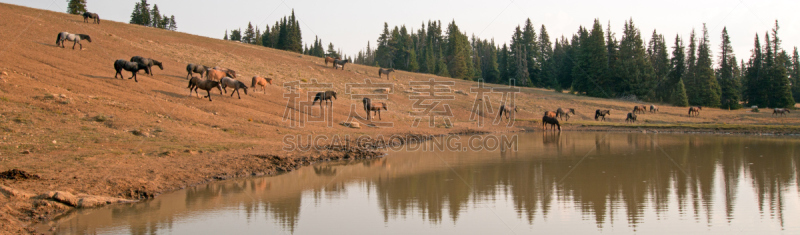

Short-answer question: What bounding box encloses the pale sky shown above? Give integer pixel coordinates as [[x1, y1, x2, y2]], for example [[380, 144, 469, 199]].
[[5, 0, 800, 64]]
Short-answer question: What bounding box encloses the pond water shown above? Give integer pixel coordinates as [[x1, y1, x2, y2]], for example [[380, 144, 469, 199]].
[[44, 132, 800, 234]]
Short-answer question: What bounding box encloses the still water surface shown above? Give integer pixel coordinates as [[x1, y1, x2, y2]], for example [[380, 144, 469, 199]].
[[46, 133, 800, 234]]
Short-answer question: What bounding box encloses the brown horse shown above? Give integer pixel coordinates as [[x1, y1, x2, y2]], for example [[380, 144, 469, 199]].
[[633, 105, 646, 114], [212, 66, 237, 78], [250, 76, 273, 93], [542, 115, 561, 131], [544, 111, 557, 118], [206, 68, 236, 81], [625, 112, 637, 123], [362, 98, 388, 120], [688, 106, 702, 117], [497, 104, 518, 121], [188, 77, 222, 101], [595, 109, 610, 121], [773, 108, 791, 116], [556, 108, 575, 121], [324, 57, 337, 66]]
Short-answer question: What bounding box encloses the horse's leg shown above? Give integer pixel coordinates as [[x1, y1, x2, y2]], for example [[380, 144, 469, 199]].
[[378, 110, 381, 120], [207, 90, 212, 101]]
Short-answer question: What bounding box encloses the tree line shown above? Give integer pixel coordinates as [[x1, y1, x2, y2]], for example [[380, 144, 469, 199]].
[[354, 19, 797, 108], [129, 0, 177, 31], [223, 10, 347, 59]]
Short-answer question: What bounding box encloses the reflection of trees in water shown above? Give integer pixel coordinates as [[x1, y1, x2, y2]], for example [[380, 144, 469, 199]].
[[313, 165, 338, 177], [368, 134, 800, 230]]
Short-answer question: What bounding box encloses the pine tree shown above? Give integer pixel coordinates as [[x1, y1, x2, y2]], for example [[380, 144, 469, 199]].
[[522, 19, 540, 86], [538, 25, 556, 89], [667, 35, 686, 103], [168, 15, 177, 31], [223, 30, 228, 40], [648, 30, 670, 102], [791, 47, 800, 101], [618, 19, 655, 100], [445, 20, 473, 80], [498, 44, 510, 84], [150, 4, 162, 28], [230, 28, 242, 41], [605, 21, 620, 95], [767, 21, 795, 108], [260, 26, 270, 47], [685, 29, 699, 104], [695, 24, 721, 107], [326, 43, 340, 59], [671, 78, 690, 107], [129, 0, 151, 26], [718, 27, 741, 109], [744, 34, 766, 107], [573, 20, 608, 97], [67, 0, 87, 15], [243, 22, 256, 44]]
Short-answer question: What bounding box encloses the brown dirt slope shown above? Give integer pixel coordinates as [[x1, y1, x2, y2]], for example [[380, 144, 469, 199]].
[[0, 3, 799, 234]]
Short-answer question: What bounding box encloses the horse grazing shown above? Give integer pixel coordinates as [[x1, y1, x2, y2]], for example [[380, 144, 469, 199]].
[[688, 106, 702, 117], [650, 105, 659, 113], [186, 64, 209, 79], [312, 91, 337, 109], [220, 77, 248, 99], [595, 109, 610, 121], [633, 105, 647, 114], [333, 59, 349, 70], [206, 68, 236, 81], [113, 59, 149, 82], [379, 68, 395, 79], [497, 104, 518, 121], [82, 12, 100, 24], [773, 108, 791, 116], [625, 112, 637, 123], [130, 56, 163, 76], [556, 108, 575, 121], [188, 77, 222, 101], [324, 57, 338, 66], [250, 76, 273, 93], [542, 115, 561, 131], [56, 32, 91, 50], [362, 98, 388, 120]]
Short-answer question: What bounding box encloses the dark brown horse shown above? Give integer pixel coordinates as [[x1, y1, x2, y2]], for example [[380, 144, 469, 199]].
[[542, 115, 561, 131], [773, 108, 791, 116], [324, 57, 337, 66], [312, 91, 337, 109], [497, 104, 518, 121], [362, 98, 388, 120], [186, 64, 209, 79], [188, 77, 222, 101], [595, 109, 610, 121], [625, 112, 637, 123], [688, 106, 702, 117], [556, 108, 575, 121], [83, 12, 100, 24]]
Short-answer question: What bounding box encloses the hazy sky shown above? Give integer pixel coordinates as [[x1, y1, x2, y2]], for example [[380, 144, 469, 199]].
[[5, 0, 800, 63]]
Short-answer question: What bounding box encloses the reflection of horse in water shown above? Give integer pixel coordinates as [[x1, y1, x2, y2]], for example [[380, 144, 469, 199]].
[[542, 132, 561, 146], [313, 165, 337, 177]]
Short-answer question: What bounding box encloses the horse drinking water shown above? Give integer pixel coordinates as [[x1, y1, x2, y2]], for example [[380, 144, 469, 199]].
[[130, 56, 163, 76], [113, 60, 149, 82], [82, 12, 100, 24], [56, 32, 91, 50]]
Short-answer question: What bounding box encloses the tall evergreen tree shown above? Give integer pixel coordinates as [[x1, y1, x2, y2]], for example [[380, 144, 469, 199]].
[[717, 27, 741, 109], [695, 24, 721, 107], [243, 22, 256, 44], [223, 30, 228, 40], [445, 20, 473, 80], [522, 19, 540, 86], [538, 25, 556, 89], [67, 0, 87, 15], [791, 47, 800, 101], [767, 21, 795, 108], [667, 35, 686, 104], [150, 4, 162, 28], [129, 0, 151, 26], [744, 34, 766, 106], [685, 29, 699, 104], [168, 15, 177, 31], [229, 28, 242, 41], [573, 20, 608, 97], [648, 30, 670, 101], [617, 19, 654, 99], [326, 43, 340, 59]]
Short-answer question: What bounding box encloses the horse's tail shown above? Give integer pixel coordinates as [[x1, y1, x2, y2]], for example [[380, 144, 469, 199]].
[[251, 77, 256, 88], [382, 104, 387, 110], [55, 33, 61, 45], [96, 15, 100, 24]]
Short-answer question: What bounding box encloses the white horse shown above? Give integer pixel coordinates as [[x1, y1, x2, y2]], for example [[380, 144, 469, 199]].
[[56, 32, 91, 50]]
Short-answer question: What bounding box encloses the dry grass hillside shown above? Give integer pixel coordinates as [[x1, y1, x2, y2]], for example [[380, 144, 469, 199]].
[[0, 3, 799, 234]]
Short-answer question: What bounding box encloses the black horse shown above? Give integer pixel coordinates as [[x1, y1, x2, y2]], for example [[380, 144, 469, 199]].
[[542, 115, 561, 131], [625, 112, 637, 123], [312, 91, 337, 109], [186, 64, 209, 79], [595, 109, 610, 121], [130, 56, 163, 76], [333, 59, 349, 70], [82, 12, 100, 24], [114, 59, 149, 82]]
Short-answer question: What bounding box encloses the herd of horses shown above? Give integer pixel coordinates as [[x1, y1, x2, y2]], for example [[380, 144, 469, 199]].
[[55, 12, 796, 131]]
